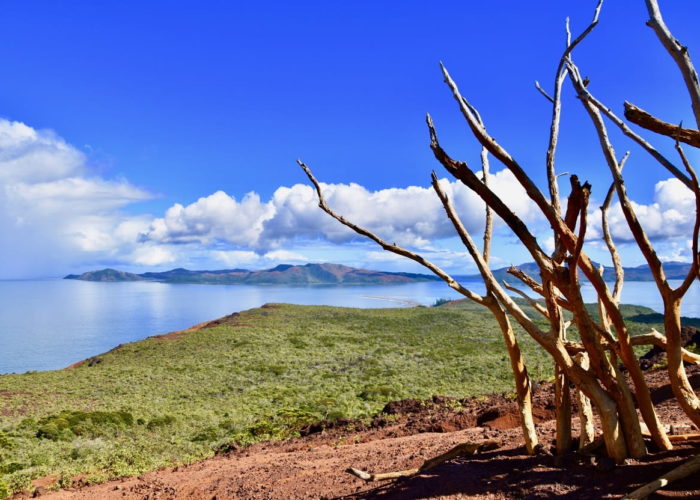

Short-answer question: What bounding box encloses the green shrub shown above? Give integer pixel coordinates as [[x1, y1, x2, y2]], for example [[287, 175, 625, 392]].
[[0, 462, 24, 474], [146, 415, 175, 430], [0, 479, 9, 499], [0, 432, 14, 450], [432, 298, 452, 307], [36, 410, 134, 440], [191, 427, 218, 442], [358, 385, 399, 401]]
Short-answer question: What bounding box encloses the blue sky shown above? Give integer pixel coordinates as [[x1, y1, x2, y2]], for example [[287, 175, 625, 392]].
[[1, 1, 699, 278]]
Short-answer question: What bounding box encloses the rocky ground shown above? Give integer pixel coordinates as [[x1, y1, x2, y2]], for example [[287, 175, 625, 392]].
[[16, 366, 700, 499]]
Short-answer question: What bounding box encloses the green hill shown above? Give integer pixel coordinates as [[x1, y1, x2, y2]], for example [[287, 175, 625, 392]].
[[0, 301, 675, 495], [0, 302, 548, 494]]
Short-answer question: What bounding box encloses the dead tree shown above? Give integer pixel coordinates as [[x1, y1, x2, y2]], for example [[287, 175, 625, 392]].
[[298, 0, 700, 467]]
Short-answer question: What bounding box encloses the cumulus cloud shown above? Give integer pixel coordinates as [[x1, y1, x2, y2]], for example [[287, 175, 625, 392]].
[[145, 191, 274, 246], [7, 115, 693, 278], [590, 178, 695, 242], [0, 119, 151, 277], [132, 245, 177, 266], [141, 169, 543, 252]]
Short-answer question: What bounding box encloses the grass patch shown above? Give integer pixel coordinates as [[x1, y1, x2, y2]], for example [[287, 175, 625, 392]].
[[0, 301, 665, 494]]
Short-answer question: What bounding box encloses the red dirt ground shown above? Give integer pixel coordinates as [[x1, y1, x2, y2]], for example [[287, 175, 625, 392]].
[[16, 366, 700, 499]]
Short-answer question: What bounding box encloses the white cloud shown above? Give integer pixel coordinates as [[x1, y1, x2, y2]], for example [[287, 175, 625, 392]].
[[590, 178, 695, 243], [263, 250, 310, 262], [141, 169, 542, 252], [0, 120, 85, 183], [10, 115, 694, 277], [145, 190, 274, 246], [0, 119, 152, 277], [132, 245, 177, 266], [212, 250, 261, 267]]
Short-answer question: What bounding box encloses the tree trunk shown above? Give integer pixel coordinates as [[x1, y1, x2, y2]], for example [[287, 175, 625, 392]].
[[487, 299, 539, 454], [576, 353, 596, 448], [664, 296, 700, 428]]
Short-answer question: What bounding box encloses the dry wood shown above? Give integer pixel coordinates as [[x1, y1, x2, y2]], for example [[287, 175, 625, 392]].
[[645, 0, 700, 128], [600, 151, 629, 305], [428, 113, 629, 462], [577, 435, 604, 455], [506, 267, 572, 311], [430, 172, 539, 454], [298, 159, 540, 455], [547, 2, 601, 261], [346, 439, 500, 482], [298, 0, 700, 468], [566, 64, 700, 429], [566, 58, 672, 450], [667, 433, 700, 442], [502, 281, 550, 319], [674, 142, 700, 293], [444, 55, 667, 455], [623, 453, 700, 499], [624, 102, 700, 147], [576, 352, 596, 448], [427, 112, 551, 271], [586, 93, 691, 189], [631, 330, 700, 365]]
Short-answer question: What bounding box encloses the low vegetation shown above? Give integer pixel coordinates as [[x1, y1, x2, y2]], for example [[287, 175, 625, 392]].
[[0, 301, 667, 495]]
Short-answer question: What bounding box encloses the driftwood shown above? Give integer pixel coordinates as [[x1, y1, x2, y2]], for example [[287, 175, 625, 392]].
[[623, 453, 700, 499], [346, 439, 500, 482]]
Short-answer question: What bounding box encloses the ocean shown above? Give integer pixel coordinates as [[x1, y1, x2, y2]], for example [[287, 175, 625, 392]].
[[0, 278, 697, 374]]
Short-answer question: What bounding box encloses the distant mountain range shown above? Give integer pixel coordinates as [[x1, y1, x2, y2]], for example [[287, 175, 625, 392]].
[[464, 261, 694, 282], [64, 263, 442, 285]]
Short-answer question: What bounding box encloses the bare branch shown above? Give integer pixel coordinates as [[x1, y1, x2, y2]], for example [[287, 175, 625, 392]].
[[347, 439, 500, 482], [502, 280, 550, 319], [645, 0, 700, 128], [625, 102, 700, 147], [440, 64, 626, 323], [546, 0, 603, 215], [600, 152, 630, 304], [426, 114, 551, 269], [534, 81, 554, 103], [430, 172, 491, 292], [585, 95, 692, 188], [468, 106, 495, 266], [568, 181, 590, 283], [506, 266, 573, 311], [427, 166, 554, 346], [567, 57, 673, 450], [297, 160, 486, 305], [440, 63, 558, 226], [631, 329, 700, 365], [673, 142, 700, 298], [623, 453, 700, 499], [567, 59, 670, 294]]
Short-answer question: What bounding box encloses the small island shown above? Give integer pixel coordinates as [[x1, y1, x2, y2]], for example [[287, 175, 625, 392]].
[[64, 263, 442, 285]]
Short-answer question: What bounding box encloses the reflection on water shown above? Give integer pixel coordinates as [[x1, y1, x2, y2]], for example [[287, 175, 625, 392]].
[[0, 278, 697, 374]]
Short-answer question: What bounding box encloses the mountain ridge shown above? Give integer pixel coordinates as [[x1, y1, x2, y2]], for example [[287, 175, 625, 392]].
[[64, 263, 441, 285], [462, 261, 693, 282]]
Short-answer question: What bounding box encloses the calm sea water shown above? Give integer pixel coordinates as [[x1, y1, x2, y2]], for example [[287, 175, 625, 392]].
[[0, 278, 698, 374]]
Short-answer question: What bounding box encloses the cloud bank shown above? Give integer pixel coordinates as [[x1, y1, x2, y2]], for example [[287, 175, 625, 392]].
[[141, 170, 544, 251], [0, 120, 153, 277], [1, 118, 696, 277]]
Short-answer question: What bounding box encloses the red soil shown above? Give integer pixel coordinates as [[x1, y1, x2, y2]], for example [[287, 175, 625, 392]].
[[17, 367, 700, 499]]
